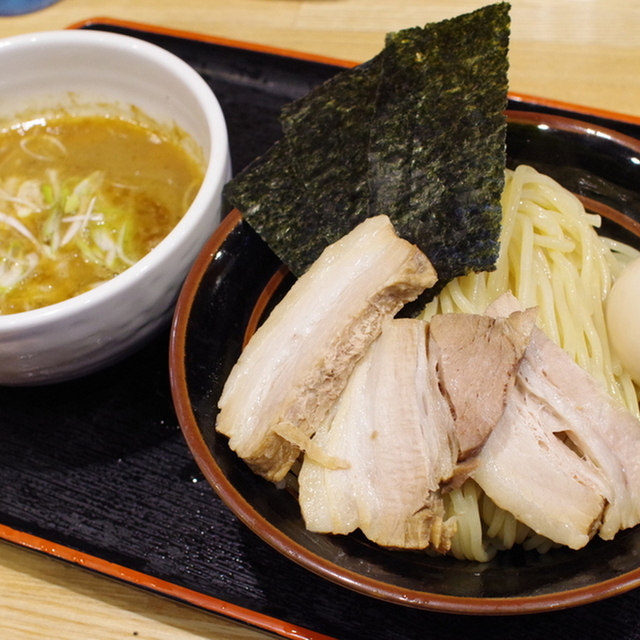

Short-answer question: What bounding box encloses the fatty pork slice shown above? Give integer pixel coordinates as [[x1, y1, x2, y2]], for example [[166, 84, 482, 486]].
[[216, 215, 437, 483], [298, 318, 458, 551], [515, 328, 640, 541], [429, 307, 537, 463], [476, 292, 640, 546], [472, 367, 608, 550]]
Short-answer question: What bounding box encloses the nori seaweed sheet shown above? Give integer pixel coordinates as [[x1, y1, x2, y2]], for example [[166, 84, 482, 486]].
[[223, 3, 511, 285]]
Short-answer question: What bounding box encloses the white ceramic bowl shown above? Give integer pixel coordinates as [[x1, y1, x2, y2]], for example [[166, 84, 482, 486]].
[[0, 30, 230, 385]]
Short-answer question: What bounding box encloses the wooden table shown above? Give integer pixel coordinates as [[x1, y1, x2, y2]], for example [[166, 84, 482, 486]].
[[1, 1, 640, 638]]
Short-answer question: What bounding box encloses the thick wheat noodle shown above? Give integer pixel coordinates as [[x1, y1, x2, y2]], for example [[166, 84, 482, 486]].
[[421, 164, 640, 561]]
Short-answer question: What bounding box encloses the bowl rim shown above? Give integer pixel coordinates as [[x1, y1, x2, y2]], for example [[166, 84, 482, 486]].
[[169, 111, 640, 615], [0, 28, 230, 329]]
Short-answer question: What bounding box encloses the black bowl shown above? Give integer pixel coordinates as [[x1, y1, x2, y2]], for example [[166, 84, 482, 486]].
[[169, 111, 640, 614]]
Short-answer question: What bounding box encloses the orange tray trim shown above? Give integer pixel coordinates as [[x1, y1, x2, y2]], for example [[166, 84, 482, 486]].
[[68, 16, 640, 129], [66, 16, 358, 70], [0, 523, 337, 640]]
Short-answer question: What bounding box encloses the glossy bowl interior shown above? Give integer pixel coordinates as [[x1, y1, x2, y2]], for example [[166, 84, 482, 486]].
[[0, 29, 230, 385], [170, 112, 640, 614]]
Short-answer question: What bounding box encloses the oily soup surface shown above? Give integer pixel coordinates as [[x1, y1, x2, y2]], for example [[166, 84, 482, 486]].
[[0, 114, 205, 314]]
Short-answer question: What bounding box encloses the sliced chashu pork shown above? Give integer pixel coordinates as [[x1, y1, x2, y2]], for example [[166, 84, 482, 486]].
[[429, 307, 537, 463], [298, 309, 537, 551], [298, 318, 458, 551], [216, 215, 437, 482], [474, 293, 640, 549]]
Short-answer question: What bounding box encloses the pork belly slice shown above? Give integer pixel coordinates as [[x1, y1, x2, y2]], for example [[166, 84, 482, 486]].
[[475, 293, 640, 548], [517, 328, 640, 541], [216, 215, 437, 483], [298, 318, 458, 551], [429, 307, 537, 462], [472, 373, 608, 550]]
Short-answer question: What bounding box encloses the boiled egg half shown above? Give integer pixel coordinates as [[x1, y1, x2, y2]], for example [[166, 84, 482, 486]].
[[606, 255, 640, 385]]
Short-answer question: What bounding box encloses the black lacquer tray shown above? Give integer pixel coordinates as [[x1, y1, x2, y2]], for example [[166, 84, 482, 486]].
[[3, 18, 640, 640]]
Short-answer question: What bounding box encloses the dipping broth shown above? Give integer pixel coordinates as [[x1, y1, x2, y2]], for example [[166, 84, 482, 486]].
[[0, 113, 205, 314]]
